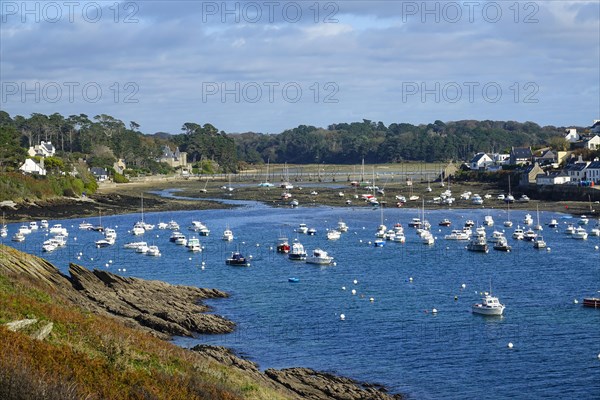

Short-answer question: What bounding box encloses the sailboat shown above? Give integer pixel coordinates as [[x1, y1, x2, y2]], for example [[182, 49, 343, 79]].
[[90, 208, 104, 232], [503, 201, 513, 227], [534, 204, 543, 231], [199, 176, 208, 193], [258, 158, 274, 187], [505, 176, 515, 203], [0, 212, 7, 238]]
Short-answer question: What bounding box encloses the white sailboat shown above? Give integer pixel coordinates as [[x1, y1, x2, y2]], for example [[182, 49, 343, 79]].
[[258, 158, 274, 187]]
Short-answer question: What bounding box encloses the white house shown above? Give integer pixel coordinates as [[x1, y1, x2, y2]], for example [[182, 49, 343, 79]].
[[90, 167, 108, 182], [564, 159, 588, 183], [565, 128, 579, 143], [583, 135, 600, 150], [27, 141, 56, 158], [536, 171, 570, 186], [585, 161, 600, 184], [469, 152, 494, 170], [19, 158, 46, 176], [492, 153, 510, 164]]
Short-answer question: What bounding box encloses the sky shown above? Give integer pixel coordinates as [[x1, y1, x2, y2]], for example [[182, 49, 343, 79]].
[[1, 1, 599, 134]]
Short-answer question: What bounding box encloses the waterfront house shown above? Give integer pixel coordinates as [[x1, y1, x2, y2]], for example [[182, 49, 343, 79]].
[[509, 147, 533, 165], [536, 171, 571, 186], [583, 135, 600, 150], [585, 161, 600, 184], [469, 153, 494, 170], [564, 159, 589, 183], [90, 167, 108, 182], [533, 149, 557, 166], [27, 141, 56, 158], [19, 158, 46, 176]]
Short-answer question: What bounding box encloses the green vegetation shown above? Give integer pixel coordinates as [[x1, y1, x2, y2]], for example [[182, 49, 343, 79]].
[[0, 172, 96, 201], [0, 255, 292, 400]]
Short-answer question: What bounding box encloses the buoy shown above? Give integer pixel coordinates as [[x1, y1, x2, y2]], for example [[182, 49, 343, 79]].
[[454, 296, 458, 301], [461, 283, 466, 289], [90, 257, 94, 261], [368, 241, 372, 245], [333, 262, 337, 266], [118, 268, 121, 272], [201, 266, 205, 270], [109, 260, 112, 264], [105, 263, 109, 267], [340, 314, 345, 320], [202, 261, 206, 265], [351, 289, 356, 295], [342, 286, 346, 290], [409, 277, 413, 282], [359, 239, 363, 243], [432, 308, 438, 314], [122, 269, 126, 272], [353, 279, 358, 284], [188, 257, 192, 261], [595, 245, 599, 250], [77, 256, 81, 260], [370, 297, 374, 302], [547, 247, 551, 252], [574, 299, 579, 304], [508, 342, 514, 349], [74, 237, 77, 241], [597, 353, 600, 360]]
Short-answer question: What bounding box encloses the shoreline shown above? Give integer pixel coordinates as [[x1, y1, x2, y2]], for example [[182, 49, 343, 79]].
[[2, 176, 598, 223]]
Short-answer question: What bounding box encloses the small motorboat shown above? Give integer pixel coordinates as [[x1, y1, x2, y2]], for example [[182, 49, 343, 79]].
[[18, 225, 32, 235], [95, 239, 114, 248], [288, 240, 307, 261], [392, 233, 406, 243], [493, 236, 511, 252], [523, 214, 533, 225], [518, 195, 530, 203], [438, 219, 451, 227], [295, 223, 309, 234], [146, 245, 161, 256], [464, 220, 475, 228], [166, 220, 180, 230], [79, 221, 93, 230], [445, 230, 470, 241], [306, 248, 334, 265], [226, 251, 250, 266], [564, 224, 576, 235], [276, 237, 290, 253], [578, 215, 589, 225], [374, 239, 385, 247], [421, 231, 435, 245], [186, 237, 202, 252], [169, 231, 186, 243], [288, 277, 300, 283], [28, 221, 39, 231], [533, 236, 547, 249], [523, 228, 537, 242], [471, 194, 483, 205], [337, 220, 349, 232], [175, 236, 187, 246], [327, 230, 341, 240], [512, 226, 524, 240], [472, 293, 505, 316], [12, 232, 25, 242], [40, 220, 49, 229], [548, 219, 559, 228], [408, 218, 422, 228], [572, 227, 588, 240], [467, 232, 489, 253], [124, 241, 147, 250], [307, 227, 317, 236], [50, 224, 68, 235], [131, 222, 145, 236], [222, 228, 234, 241], [483, 215, 494, 226]]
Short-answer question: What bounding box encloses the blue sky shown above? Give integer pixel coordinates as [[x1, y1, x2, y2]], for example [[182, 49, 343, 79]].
[[1, 1, 598, 133]]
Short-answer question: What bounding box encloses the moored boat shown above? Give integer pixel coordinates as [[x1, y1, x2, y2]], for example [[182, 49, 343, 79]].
[[533, 236, 547, 249], [467, 232, 489, 253], [306, 248, 334, 265], [438, 219, 451, 227], [493, 236, 511, 252], [225, 251, 250, 266], [472, 293, 505, 316], [186, 237, 202, 252], [276, 237, 290, 253], [288, 240, 307, 261], [572, 227, 588, 240], [582, 297, 600, 308]]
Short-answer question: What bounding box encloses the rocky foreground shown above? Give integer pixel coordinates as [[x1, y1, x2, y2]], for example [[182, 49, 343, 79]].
[[0, 245, 402, 400]]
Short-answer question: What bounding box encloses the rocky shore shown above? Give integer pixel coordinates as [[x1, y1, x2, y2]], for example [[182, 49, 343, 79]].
[[0, 244, 403, 400]]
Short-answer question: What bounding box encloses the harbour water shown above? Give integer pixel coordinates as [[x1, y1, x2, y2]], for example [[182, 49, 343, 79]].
[[3, 201, 600, 399]]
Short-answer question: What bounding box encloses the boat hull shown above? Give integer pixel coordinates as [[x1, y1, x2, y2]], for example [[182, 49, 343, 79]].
[[472, 305, 505, 316], [583, 298, 600, 308]]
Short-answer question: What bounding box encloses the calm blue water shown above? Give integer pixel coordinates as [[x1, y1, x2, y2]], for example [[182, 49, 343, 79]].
[[3, 201, 600, 399]]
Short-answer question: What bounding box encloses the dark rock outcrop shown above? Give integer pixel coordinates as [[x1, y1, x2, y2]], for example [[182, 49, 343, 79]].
[[193, 345, 403, 400]]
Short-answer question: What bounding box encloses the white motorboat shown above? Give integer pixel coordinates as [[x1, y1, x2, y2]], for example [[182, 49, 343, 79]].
[[572, 227, 588, 240], [225, 251, 250, 266], [504, 220, 513, 228], [124, 241, 147, 249], [175, 236, 187, 246], [374, 238, 385, 247], [288, 240, 307, 261], [444, 230, 470, 240], [104, 228, 117, 240], [393, 233, 406, 243], [186, 237, 202, 252], [29, 221, 39, 230], [523, 214, 533, 225], [483, 215, 494, 226], [564, 224, 576, 235], [307, 227, 317, 236], [383, 229, 396, 241], [44, 235, 67, 248], [222, 227, 234, 241], [146, 245, 161, 256], [472, 293, 505, 316], [578, 215, 589, 225], [295, 223, 309, 234], [306, 248, 334, 265], [95, 238, 114, 248], [0, 226, 7, 238], [393, 223, 404, 234], [42, 243, 57, 252], [166, 220, 180, 230], [467, 232, 489, 253], [421, 231, 435, 245], [518, 194, 530, 203], [464, 220, 475, 228], [438, 219, 451, 227], [327, 230, 341, 240], [337, 220, 349, 232], [533, 236, 547, 249], [523, 228, 537, 242], [169, 231, 186, 243], [493, 236, 511, 252], [18, 225, 32, 235], [375, 224, 386, 238], [157, 222, 168, 229], [40, 220, 49, 229], [50, 224, 68, 235], [512, 226, 524, 240], [491, 230, 505, 240], [131, 222, 145, 236], [408, 218, 422, 228], [79, 221, 93, 230], [548, 219, 559, 228], [12, 232, 25, 242]]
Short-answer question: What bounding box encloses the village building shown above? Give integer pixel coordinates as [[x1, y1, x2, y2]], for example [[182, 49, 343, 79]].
[[19, 158, 46, 176]]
